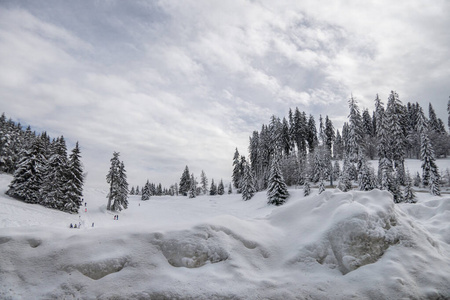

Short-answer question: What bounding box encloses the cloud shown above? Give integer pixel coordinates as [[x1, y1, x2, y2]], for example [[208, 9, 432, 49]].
[[0, 0, 449, 189]]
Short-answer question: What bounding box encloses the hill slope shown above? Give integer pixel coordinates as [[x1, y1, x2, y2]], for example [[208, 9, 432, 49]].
[[0, 172, 449, 299]]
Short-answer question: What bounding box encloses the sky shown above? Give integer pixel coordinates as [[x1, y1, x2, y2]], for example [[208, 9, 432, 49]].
[[0, 0, 449, 189]]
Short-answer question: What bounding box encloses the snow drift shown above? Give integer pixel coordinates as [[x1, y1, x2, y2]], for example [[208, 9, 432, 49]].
[[0, 173, 449, 299]]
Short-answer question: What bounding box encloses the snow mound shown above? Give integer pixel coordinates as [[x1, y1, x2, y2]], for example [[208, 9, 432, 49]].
[[271, 190, 403, 274], [152, 228, 229, 268]]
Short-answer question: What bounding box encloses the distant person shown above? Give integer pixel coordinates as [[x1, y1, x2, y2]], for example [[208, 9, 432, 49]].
[[79, 222, 81, 228], [117, 215, 119, 220], [74, 224, 77, 228], [92, 222, 94, 227], [114, 215, 116, 220], [85, 208, 87, 212], [70, 223, 73, 228], [85, 202, 87, 207]]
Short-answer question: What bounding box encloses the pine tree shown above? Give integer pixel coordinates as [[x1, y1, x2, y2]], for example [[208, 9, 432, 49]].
[[358, 159, 376, 191], [242, 163, 256, 201], [267, 158, 289, 206], [179, 166, 191, 196], [338, 157, 352, 192], [430, 172, 441, 196], [318, 179, 325, 194], [232, 148, 241, 190], [347, 96, 363, 162], [210, 179, 217, 195], [413, 172, 421, 187], [386, 91, 406, 184], [65, 141, 84, 213], [7, 137, 46, 203], [188, 174, 196, 198], [41, 136, 69, 209], [141, 180, 150, 200], [324, 115, 335, 152], [130, 186, 135, 195], [403, 169, 416, 203], [106, 152, 129, 211], [303, 181, 311, 196], [228, 183, 233, 194], [333, 160, 341, 180], [112, 161, 129, 211], [217, 179, 225, 195], [200, 170, 208, 195]]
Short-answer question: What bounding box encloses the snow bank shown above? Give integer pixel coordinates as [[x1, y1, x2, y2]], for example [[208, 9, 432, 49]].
[[1, 173, 449, 299]]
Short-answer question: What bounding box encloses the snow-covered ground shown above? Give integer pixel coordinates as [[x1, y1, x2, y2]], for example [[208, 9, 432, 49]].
[[0, 159, 449, 299]]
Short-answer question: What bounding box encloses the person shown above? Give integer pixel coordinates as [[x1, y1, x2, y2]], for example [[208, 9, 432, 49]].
[[85, 202, 86, 207], [79, 222, 81, 228], [92, 222, 94, 227], [116, 215, 119, 220], [74, 224, 77, 228], [70, 223, 73, 228], [85, 208, 87, 212], [114, 215, 116, 220]]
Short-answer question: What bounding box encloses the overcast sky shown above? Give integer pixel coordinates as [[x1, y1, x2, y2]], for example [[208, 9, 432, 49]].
[[0, 0, 449, 189]]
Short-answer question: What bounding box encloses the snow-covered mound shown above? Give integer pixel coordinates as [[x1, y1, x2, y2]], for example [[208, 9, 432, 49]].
[[0, 174, 449, 299]]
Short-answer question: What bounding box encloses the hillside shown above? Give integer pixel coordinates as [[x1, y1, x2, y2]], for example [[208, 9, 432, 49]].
[[0, 159, 450, 299]]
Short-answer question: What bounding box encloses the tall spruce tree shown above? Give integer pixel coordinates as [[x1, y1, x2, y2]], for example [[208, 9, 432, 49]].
[[217, 179, 225, 195], [65, 142, 84, 213], [141, 180, 151, 200], [242, 163, 256, 201], [232, 148, 242, 191], [267, 158, 289, 206], [403, 169, 416, 203], [106, 152, 129, 211], [7, 137, 46, 203], [179, 166, 191, 196], [209, 179, 217, 195], [347, 96, 364, 162], [200, 170, 208, 195], [188, 174, 196, 198], [386, 91, 406, 184]]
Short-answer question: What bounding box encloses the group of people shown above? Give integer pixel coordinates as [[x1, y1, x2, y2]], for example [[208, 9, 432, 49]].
[[113, 215, 119, 220], [69, 222, 82, 228]]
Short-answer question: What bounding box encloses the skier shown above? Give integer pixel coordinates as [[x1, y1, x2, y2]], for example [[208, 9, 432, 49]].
[[85, 208, 87, 212], [78, 222, 81, 228], [74, 224, 77, 228], [70, 223, 73, 228], [92, 222, 94, 227]]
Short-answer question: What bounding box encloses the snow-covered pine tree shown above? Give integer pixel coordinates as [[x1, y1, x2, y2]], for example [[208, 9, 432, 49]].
[[318, 179, 325, 194], [232, 148, 241, 190], [228, 183, 233, 194], [390, 171, 403, 203], [403, 169, 416, 203], [303, 180, 311, 196], [306, 115, 318, 153], [179, 166, 191, 196], [106, 152, 129, 211], [430, 172, 441, 196], [209, 179, 217, 195], [200, 170, 208, 195], [242, 163, 256, 201], [358, 159, 376, 191], [413, 172, 421, 187], [386, 91, 406, 184], [217, 179, 225, 195], [188, 174, 196, 198], [338, 157, 352, 192], [418, 111, 440, 190], [7, 137, 46, 203], [130, 186, 135, 195], [267, 158, 289, 206], [141, 180, 150, 200], [333, 129, 343, 159], [324, 115, 335, 152], [333, 160, 341, 181], [347, 96, 363, 163], [64, 141, 84, 213], [41, 136, 69, 210], [136, 185, 140, 195]]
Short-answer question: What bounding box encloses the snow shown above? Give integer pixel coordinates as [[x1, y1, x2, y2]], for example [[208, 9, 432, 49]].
[[1, 158, 450, 299]]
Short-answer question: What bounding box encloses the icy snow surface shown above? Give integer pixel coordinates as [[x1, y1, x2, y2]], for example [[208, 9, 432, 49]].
[[0, 160, 450, 299]]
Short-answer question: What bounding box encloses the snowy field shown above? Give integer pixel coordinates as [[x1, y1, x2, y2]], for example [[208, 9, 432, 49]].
[[0, 159, 449, 299]]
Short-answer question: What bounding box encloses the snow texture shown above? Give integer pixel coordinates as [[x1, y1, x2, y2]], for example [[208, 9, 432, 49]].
[[0, 158, 450, 299]]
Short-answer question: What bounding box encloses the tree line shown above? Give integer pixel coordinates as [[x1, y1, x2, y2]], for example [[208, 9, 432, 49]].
[[232, 92, 449, 205], [0, 113, 84, 213]]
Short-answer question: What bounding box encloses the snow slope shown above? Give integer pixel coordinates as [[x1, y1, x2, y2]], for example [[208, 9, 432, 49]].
[[0, 167, 450, 299]]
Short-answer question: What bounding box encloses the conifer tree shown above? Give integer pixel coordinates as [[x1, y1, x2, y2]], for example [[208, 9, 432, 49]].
[[358, 159, 376, 191], [65, 141, 84, 213], [141, 180, 151, 200], [136, 185, 140, 195], [209, 179, 217, 195], [403, 169, 416, 203], [189, 174, 196, 198], [217, 179, 225, 195], [413, 172, 421, 187], [347, 96, 363, 162], [228, 183, 233, 194], [7, 137, 46, 203], [179, 165, 191, 196], [318, 179, 325, 194], [386, 91, 406, 184], [267, 158, 289, 206], [106, 152, 129, 211], [303, 180, 311, 196], [130, 186, 135, 195], [242, 163, 256, 201], [232, 148, 241, 190], [200, 170, 208, 195]]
